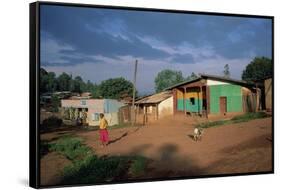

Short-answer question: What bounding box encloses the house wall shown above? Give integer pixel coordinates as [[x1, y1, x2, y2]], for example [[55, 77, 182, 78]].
[[104, 99, 124, 113], [87, 111, 119, 126], [158, 96, 173, 118], [61, 99, 104, 111], [242, 87, 257, 112], [264, 78, 272, 111], [61, 99, 124, 126], [176, 88, 204, 113], [209, 84, 243, 114]]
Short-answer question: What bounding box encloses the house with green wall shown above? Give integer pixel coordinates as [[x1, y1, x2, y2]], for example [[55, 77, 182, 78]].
[[166, 74, 259, 117]]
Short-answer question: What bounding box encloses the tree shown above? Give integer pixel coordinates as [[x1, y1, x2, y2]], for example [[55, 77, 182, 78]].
[[90, 84, 100, 98], [154, 69, 185, 92], [45, 72, 57, 92], [40, 68, 48, 93], [72, 76, 84, 93], [242, 57, 272, 82], [223, 64, 230, 78], [99, 77, 134, 99], [40, 68, 57, 93], [186, 72, 198, 81], [51, 95, 60, 112], [57, 72, 71, 91]]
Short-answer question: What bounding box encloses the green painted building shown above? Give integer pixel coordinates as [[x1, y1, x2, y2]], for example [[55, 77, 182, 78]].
[[166, 74, 258, 116]]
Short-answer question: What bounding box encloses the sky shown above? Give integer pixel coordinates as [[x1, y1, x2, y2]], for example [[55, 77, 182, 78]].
[[40, 5, 272, 95]]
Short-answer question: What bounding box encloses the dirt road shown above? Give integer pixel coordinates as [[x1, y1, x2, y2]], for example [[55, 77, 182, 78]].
[[40, 116, 272, 185], [79, 116, 272, 177]]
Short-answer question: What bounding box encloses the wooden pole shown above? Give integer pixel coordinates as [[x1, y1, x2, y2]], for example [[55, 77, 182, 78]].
[[184, 87, 186, 115], [131, 60, 138, 125], [198, 85, 200, 116], [206, 86, 209, 118]]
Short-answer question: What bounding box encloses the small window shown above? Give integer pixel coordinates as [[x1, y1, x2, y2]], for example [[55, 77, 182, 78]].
[[81, 100, 86, 105], [190, 98, 195, 105], [92, 113, 100, 121]]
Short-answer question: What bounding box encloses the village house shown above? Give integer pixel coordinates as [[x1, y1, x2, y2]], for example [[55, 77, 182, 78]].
[[166, 74, 260, 117], [61, 99, 125, 126], [135, 91, 173, 124], [264, 77, 272, 112]]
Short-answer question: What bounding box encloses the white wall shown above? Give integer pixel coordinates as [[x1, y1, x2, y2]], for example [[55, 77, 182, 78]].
[[88, 112, 119, 126], [158, 96, 173, 118], [207, 79, 230, 86]]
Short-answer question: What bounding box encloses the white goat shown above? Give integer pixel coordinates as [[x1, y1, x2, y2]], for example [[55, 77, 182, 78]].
[[193, 127, 204, 141]]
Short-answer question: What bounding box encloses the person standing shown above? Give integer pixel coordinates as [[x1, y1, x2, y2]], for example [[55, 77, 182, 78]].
[[99, 113, 109, 147]]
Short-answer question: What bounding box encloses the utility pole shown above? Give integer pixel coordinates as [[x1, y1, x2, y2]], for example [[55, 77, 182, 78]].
[[131, 60, 138, 125]]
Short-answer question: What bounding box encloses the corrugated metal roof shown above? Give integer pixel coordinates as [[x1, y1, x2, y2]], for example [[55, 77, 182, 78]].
[[165, 73, 255, 90], [164, 77, 201, 90], [135, 91, 172, 104], [200, 74, 252, 85]]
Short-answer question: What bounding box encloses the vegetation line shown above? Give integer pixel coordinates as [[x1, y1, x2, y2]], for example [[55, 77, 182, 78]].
[[44, 136, 148, 185], [196, 112, 269, 128]]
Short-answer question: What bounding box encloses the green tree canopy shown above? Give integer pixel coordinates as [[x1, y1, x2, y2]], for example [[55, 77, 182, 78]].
[[99, 77, 134, 99], [186, 72, 198, 81], [242, 57, 272, 82], [57, 72, 71, 91], [223, 64, 230, 78], [40, 68, 58, 93], [154, 69, 185, 92], [71, 76, 84, 93]]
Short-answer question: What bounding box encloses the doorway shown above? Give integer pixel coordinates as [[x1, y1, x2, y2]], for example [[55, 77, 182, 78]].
[[220, 97, 227, 114]]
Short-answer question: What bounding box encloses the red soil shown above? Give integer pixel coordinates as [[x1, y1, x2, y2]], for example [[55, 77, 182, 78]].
[[40, 115, 272, 185]]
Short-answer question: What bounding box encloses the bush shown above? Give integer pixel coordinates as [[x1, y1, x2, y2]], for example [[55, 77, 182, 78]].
[[61, 155, 130, 184], [51, 95, 60, 112], [196, 112, 269, 128], [49, 136, 91, 161], [42, 116, 62, 128], [232, 112, 268, 121], [129, 156, 147, 176], [49, 136, 149, 185]]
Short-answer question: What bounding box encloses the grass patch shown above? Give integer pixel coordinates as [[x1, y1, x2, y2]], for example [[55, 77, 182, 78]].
[[61, 154, 148, 184], [129, 156, 147, 176], [231, 112, 268, 121], [196, 112, 269, 128], [61, 155, 130, 184], [49, 136, 92, 161], [47, 135, 148, 184]]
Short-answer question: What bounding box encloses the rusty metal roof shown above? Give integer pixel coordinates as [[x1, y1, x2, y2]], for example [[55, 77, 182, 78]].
[[165, 73, 254, 90], [135, 91, 172, 104]]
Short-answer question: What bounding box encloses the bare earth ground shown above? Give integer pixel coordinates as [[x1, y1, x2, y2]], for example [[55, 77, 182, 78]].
[[40, 116, 272, 185]]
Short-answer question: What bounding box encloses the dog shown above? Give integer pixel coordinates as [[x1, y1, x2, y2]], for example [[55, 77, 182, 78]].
[[193, 127, 204, 141]]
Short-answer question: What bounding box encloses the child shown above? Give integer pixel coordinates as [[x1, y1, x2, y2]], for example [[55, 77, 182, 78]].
[[99, 113, 109, 147]]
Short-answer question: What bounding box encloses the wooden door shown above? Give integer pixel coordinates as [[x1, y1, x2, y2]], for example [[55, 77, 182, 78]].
[[220, 97, 227, 114]]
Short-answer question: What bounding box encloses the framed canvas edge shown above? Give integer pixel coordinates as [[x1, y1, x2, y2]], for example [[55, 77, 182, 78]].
[[30, 2, 40, 189], [29, 1, 275, 189]]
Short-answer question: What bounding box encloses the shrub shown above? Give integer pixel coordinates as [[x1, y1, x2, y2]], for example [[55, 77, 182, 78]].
[[232, 112, 268, 121], [196, 112, 269, 128], [49, 136, 149, 185], [51, 95, 60, 112], [49, 136, 91, 161], [129, 156, 147, 176], [42, 116, 62, 128], [61, 155, 130, 184]]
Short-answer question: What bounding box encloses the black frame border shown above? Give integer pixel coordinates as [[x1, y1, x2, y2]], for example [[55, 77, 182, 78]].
[[29, 1, 274, 189]]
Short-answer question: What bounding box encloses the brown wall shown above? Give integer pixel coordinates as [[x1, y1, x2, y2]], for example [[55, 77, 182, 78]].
[[264, 78, 272, 111]]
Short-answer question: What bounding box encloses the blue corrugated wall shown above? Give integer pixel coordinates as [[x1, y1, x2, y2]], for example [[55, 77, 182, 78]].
[[104, 99, 124, 113]]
